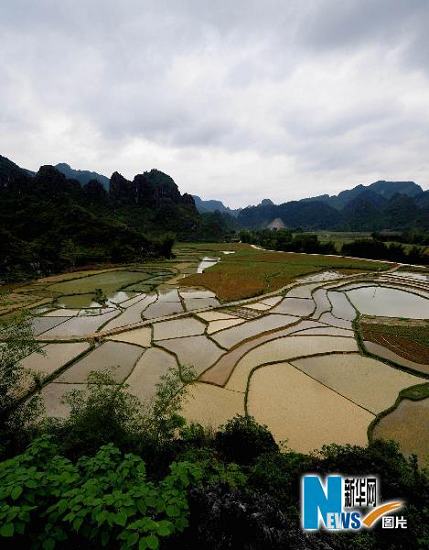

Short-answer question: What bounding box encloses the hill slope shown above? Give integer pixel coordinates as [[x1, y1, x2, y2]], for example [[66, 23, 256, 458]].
[[0, 156, 201, 281], [237, 180, 427, 230]]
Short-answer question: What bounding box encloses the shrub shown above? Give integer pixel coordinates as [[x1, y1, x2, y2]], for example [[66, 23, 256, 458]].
[[0, 436, 202, 548], [179, 422, 215, 450], [0, 312, 44, 459], [215, 415, 278, 465], [249, 450, 311, 509], [49, 370, 148, 459], [49, 364, 196, 460]]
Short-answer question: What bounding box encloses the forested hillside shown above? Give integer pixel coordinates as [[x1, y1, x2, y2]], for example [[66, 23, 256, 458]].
[[0, 156, 200, 281], [237, 181, 429, 231]]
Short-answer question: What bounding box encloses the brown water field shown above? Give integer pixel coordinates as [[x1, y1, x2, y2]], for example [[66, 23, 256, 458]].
[[2, 243, 428, 461]]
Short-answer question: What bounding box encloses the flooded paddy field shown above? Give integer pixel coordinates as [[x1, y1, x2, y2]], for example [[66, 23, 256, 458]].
[[373, 395, 429, 465], [3, 243, 428, 461]]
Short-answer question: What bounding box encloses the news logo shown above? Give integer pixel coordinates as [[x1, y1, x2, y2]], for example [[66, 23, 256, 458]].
[[301, 474, 406, 531]]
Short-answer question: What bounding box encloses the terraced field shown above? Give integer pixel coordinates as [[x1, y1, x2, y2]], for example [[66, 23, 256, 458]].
[[3, 244, 429, 463]]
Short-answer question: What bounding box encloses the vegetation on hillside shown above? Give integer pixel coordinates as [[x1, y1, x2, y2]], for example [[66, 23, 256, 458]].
[[239, 229, 337, 254], [237, 229, 428, 265], [0, 156, 205, 283], [237, 181, 429, 232]]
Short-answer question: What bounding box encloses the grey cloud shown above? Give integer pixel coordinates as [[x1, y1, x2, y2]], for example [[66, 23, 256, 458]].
[[0, 0, 428, 206], [299, 0, 429, 73]]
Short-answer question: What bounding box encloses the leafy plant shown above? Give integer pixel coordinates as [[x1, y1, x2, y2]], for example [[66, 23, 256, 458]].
[[0, 436, 202, 548], [50, 364, 196, 459], [146, 364, 196, 444], [94, 288, 107, 305], [51, 370, 147, 458]]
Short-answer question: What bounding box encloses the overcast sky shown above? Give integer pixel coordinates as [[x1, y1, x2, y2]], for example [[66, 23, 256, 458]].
[[1, 0, 429, 207]]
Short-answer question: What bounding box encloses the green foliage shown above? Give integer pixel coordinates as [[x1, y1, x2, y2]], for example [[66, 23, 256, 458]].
[[178, 447, 247, 489], [0, 164, 182, 282], [94, 288, 107, 305], [147, 364, 196, 444], [0, 436, 202, 548], [196, 212, 238, 242], [179, 422, 215, 449], [0, 313, 42, 410], [341, 238, 428, 264], [215, 415, 279, 465], [0, 313, 44, 458], [239, 229, 336, 254], [249, 450, 311, 507], [49, 365, 196, 460], [51, 371, 148, 458]]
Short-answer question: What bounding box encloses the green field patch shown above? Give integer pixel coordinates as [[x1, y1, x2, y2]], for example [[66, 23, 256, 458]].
[[180, 245, 390, 301], [360, 317, 429, 365], [48, 270, 149, 295]]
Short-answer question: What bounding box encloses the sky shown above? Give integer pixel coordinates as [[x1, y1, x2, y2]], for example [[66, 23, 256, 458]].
[[1, 0, 429, 207]]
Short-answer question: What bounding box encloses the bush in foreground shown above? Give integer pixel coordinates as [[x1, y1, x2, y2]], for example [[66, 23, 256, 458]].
[[215, 415, 279, 465], [0, 436, 199, 548]]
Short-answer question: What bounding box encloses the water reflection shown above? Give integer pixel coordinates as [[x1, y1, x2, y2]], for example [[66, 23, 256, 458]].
[[197, 257, 220, 273], [347, 286, 428, 319]]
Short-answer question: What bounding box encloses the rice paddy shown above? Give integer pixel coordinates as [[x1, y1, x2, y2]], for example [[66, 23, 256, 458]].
[[247, 362, 373, 451], [3, 243, 428, 461], [373, 398, 429, 465]]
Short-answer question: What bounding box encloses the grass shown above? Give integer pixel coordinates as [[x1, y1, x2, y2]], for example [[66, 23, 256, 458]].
[[360, 318, 429, 345], [360, 318, 429, 364], [400, 383, 429, 400], [301, 231, 371, 252], [397, 265, 429, 273], [179, 243, 391, 301]]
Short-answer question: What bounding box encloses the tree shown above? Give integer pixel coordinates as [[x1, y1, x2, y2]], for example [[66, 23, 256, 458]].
[[0, 311, 44, 458], [215, 415, 278, 465], [51, 364, 196, 459]]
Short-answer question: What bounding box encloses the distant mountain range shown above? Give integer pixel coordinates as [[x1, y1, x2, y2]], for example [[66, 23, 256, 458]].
[[299, 180, 423, 209], [192, 195, 241, 217], [2, 155, 428, 234], [55, 162, 110, 190], [195, 180, 429, 232]]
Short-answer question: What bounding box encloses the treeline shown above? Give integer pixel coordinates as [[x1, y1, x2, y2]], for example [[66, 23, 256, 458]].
[[239, 229, 336, 254], [372, 230, 429, 246], [238, 229, 429, 265], [197, 211, 239, 242], [342, 239, 429, 265], [0, 315, 428, 549]]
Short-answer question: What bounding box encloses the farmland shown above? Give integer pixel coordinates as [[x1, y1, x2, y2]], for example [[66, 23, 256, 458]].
[[2, 242, 428, 463]]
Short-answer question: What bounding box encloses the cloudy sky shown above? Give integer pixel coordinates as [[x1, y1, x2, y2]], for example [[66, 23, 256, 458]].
[[1, 0, 428, 207]]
